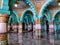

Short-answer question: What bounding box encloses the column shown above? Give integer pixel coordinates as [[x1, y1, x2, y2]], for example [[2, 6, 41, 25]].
[[18, 22, 22, 34], [28, 24, 31, 31], [48, 22, 54, 34], [12, 23, 18, 32], [18, 22, 22, 45], [0, 13, 9, 33], [0, 33, 8, 45], [34, 19, 41, 38], [8, 24, 11, 32]]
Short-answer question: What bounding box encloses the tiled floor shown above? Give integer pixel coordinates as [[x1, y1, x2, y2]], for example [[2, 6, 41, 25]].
[[0, 31, 60, 45]]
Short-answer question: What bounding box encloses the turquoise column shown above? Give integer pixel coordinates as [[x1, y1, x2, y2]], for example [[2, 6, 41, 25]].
[[0, 0, 10, 45], [0, 0, 10, 33], [0, 0, 10, 14]]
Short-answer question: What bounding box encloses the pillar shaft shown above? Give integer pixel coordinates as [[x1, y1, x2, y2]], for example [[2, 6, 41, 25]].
[[48, 22, 54, 34], [8, 24, 10, 31], [0, 13, 9, 33], [18, 22, 22, 34], [34, 19, 41, 37], [12, 23, 18, 32], [18, 22, 22, 44]]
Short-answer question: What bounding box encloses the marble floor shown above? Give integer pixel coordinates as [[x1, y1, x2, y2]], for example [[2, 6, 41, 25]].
[[0, 31, 60, 45]]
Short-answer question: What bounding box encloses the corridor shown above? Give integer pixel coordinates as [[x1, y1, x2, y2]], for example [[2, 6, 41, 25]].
[[0, 31, 60, 45]]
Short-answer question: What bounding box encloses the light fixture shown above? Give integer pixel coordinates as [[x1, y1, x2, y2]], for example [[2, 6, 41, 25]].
[[58, 3, 60, 6], [14, 4, 18, 7], [13, 1, 20, 8], [13, 1, 27, 9]]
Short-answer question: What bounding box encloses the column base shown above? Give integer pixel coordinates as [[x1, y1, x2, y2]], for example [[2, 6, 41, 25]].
[[0, 33, 7, 45]]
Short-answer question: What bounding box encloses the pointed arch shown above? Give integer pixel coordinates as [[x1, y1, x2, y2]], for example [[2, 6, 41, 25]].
[[53, 10, 60, 31], [8, 10, 20, 24], [20, 0, 37, 20], [39, 0, 55, 21], [21, 9, 34, 24], [21, 8, 36, 22]]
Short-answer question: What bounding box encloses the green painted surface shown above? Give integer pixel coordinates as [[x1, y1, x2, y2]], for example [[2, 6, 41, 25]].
[[8, 10, 20, 24], [53, 10, 60, 30], [0, 0, 10, 14]]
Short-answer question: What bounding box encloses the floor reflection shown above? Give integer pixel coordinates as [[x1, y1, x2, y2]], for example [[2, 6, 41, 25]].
[[0, 31, 60, 45]]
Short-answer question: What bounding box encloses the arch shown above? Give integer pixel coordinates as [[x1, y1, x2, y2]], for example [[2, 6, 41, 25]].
[[21, 0, 38, 20], [21, 8, 36, 22], [21, 10, 34, 24], [10, 0, 37, 21], [25, 0, 37, 12], [39, 0, 55, 21], [40, 9, 51, 21], [8, 10, 20, 24], [53, 9, 60, 21], [53, 10, 60, 31], [13, 10, 20, 22]]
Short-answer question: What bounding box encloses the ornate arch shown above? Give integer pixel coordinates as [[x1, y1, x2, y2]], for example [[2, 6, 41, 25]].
[[9, 0, 37, 23], [53, 9, 60, 21], [39, 0, 55, 21], [21, 10, 34, 24], [21, 0, 37, 21], [8, 10, 20, 24]]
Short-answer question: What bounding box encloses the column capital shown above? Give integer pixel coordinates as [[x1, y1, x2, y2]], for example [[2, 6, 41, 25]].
[[18, 22, 22, 25], [35, 19, 41, 24]]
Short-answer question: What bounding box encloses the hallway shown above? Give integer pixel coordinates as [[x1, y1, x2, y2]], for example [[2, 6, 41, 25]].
[[0, 31, 60, 45]]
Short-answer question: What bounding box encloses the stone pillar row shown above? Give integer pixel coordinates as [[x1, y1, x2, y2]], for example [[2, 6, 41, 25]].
[[8, 22, 22, 33], [8, 21, 54, 35]]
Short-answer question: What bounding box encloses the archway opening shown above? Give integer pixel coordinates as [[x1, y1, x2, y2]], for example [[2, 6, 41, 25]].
[[22, 11, 34, 32], [41, 15, 49, 36], [54, 13, 60, 32]]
